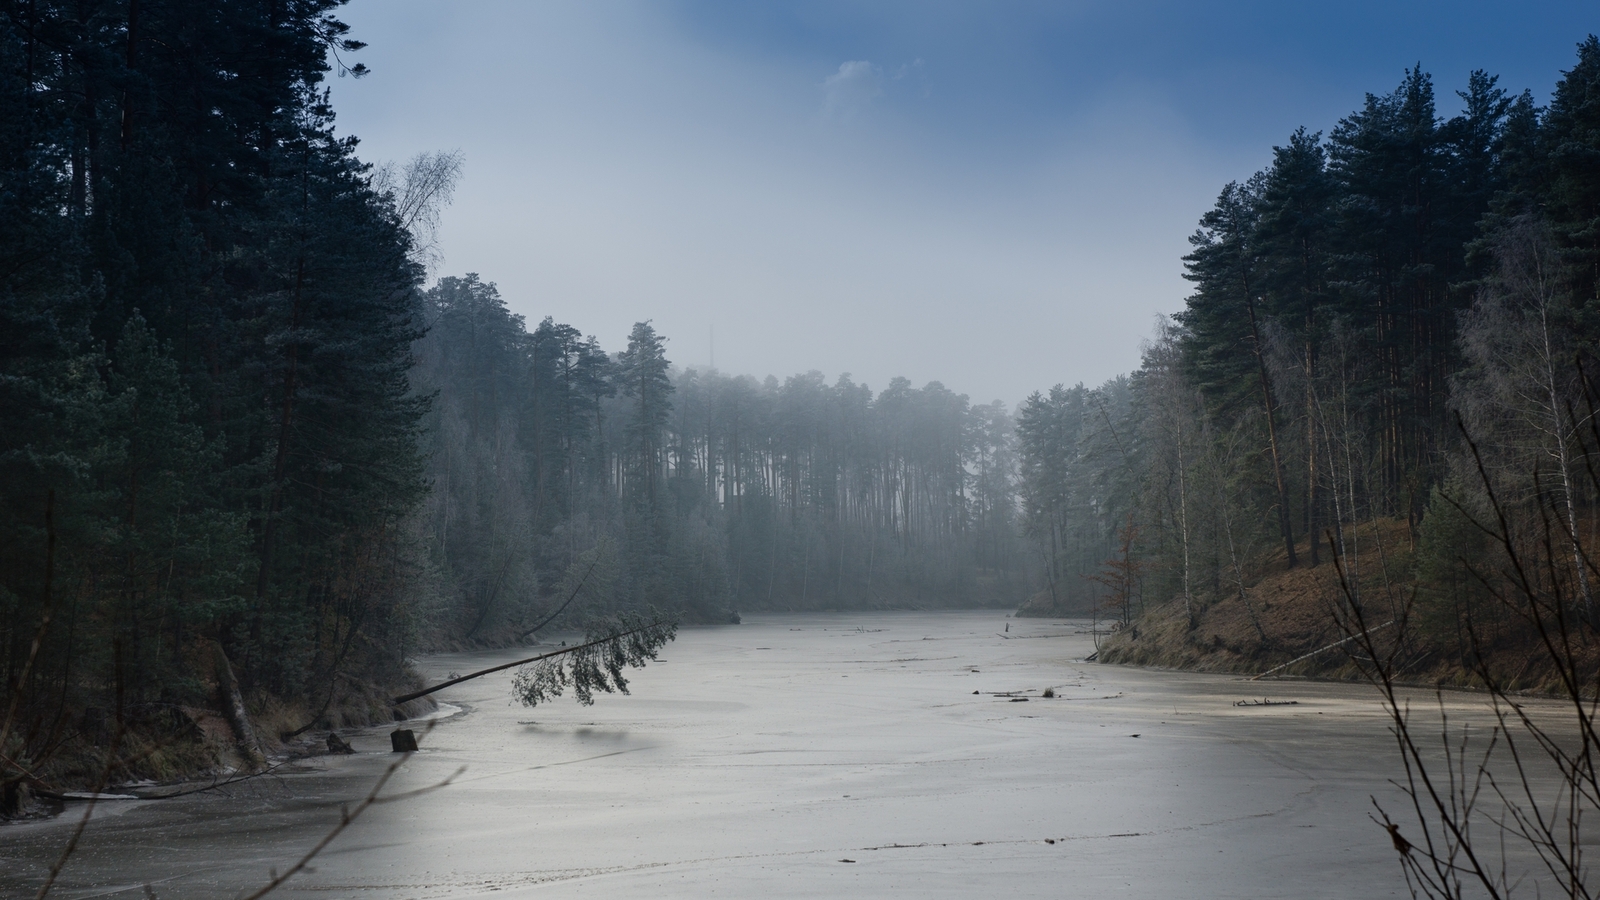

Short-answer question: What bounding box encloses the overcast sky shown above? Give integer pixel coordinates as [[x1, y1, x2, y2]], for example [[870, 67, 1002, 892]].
[[331, 1, 1596, 409]]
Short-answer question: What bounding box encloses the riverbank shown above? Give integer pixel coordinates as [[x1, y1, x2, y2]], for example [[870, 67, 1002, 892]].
[[1, 664, 438, 822], [1080, 515, 1597, 696], [1083, 519, 1417, 682]]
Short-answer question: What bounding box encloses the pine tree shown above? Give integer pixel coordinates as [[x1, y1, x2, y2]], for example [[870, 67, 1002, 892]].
[[617, 322, 674, 515], [1543, 36, 1600, 324]]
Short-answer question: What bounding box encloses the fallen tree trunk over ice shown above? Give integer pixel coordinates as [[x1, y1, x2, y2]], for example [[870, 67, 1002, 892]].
[[393, 618, 675, 706], [1249, 620, 1394, 681]]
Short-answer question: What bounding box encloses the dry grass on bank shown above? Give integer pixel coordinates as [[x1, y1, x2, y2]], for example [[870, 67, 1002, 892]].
[[1096, 518, 1416, 679], [3, 667, 433, 813]]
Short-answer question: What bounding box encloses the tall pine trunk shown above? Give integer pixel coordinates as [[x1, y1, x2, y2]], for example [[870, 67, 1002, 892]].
[[1243, 277, 1298, 567]]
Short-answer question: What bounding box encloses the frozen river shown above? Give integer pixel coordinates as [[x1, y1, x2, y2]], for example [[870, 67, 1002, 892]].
[[3, 611, 1476, 897]]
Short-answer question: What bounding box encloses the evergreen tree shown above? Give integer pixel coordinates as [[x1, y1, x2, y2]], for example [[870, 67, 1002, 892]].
[[617, 322, 674, 515], [1543, 37, 1600, 324], [1, 0, 429, 773]]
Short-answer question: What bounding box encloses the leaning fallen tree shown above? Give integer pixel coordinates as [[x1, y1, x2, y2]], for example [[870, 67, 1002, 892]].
[[393, 613, 677, 708]]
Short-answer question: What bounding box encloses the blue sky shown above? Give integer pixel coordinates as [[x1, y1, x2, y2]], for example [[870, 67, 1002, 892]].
[[331, 1, 1597, 408]]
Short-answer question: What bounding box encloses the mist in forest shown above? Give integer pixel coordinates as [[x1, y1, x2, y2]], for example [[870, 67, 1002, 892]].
[[413, 274, 1024, 642]]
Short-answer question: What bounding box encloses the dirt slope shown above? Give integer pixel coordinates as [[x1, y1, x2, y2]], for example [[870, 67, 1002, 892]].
[[1094, 519, 1415, 680]]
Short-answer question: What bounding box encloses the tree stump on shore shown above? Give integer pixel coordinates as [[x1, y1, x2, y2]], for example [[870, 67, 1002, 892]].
[[2, 778, 34, 816], [390, 729, 418, 752]]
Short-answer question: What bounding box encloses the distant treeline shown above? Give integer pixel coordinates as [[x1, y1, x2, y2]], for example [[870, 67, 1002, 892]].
[[413, 274, 1024, 643], [1013, 38, 1600, 637]]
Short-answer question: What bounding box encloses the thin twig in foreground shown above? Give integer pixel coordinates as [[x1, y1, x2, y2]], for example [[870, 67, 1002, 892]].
[[34, 725, 123, 900], [239, 720, 461, 900]]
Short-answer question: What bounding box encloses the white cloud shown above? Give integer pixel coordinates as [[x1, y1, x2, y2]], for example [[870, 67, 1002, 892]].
[[822, 60, 883, 118]]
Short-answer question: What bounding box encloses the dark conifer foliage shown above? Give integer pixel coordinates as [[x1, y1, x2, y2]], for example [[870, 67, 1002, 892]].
[[1544, 37, 1600, 321], [1, 1, 427, 771], [1013, 37, 1600, 634]]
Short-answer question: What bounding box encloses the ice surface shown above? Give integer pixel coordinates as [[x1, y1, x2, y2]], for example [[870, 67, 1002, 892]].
[[0, 612, 1523, 898]]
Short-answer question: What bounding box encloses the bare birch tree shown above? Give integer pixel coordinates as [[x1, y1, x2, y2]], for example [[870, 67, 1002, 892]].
[[1455, 216, 1594, 621], [372, 150, 464, 276]]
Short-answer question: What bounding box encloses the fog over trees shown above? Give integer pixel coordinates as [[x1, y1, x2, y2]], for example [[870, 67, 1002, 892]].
[[413, 273, 1025, 643]]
